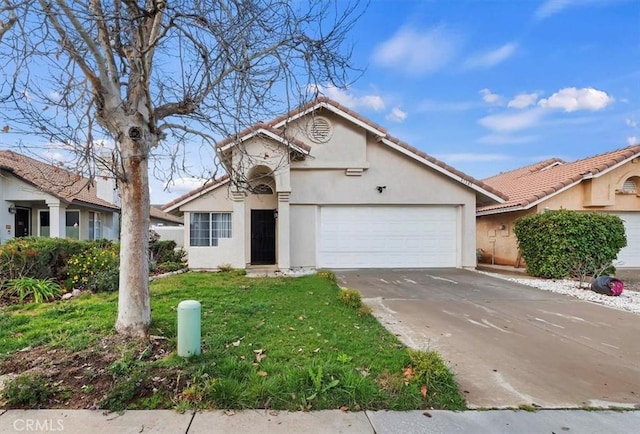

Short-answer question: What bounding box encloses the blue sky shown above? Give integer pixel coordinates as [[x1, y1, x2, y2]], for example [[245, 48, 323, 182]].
[[155, 0, 640, 203], [2, 1, 637, 204]]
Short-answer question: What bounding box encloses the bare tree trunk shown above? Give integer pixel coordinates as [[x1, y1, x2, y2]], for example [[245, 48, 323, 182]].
[[115, 137, 151, 337]]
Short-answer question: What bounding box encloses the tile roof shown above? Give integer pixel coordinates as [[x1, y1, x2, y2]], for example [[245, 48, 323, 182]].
[[215, 97, 503, 200], [478, 144, 640, 214], [216, 123, 311, 153], [0, 150, 119, 210], [150, 206, 183, 224], [165, 98, 508, 208]]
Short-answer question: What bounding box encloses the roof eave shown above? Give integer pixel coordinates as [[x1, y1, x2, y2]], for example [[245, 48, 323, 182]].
[[163, 178, 230, 212], [272, 100, 387, 137], [218, 128, 310, 155]]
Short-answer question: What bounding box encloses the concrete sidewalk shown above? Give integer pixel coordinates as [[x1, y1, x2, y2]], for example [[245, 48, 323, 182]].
[[1, 409, 639, 433]]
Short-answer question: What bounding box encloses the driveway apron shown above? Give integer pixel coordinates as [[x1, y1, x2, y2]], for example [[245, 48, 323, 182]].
[[335, 269, 640, 409]]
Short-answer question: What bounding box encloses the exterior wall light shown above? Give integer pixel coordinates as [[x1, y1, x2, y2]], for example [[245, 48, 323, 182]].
[[8, 205, 16, 214]]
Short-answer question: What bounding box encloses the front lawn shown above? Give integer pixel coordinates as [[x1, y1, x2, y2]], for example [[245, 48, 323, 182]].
[[0, 272, 465, 411]]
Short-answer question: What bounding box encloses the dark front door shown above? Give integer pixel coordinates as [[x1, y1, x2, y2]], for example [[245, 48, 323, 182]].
[[251, 209, 276, 265], [15, 208, 30, 237]]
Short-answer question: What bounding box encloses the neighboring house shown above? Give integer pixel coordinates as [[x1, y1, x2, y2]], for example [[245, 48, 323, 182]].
[[477, 144, 640, 267], [0, 150, 120, 243], [150, 205, 183, 226], [163, 98, 505, 271]]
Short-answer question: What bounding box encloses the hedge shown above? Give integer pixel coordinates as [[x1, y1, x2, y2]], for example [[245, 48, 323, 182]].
[[514, 210, 626, 279]]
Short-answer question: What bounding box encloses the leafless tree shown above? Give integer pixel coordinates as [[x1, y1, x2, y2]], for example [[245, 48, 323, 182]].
[[0, 0, 364, 337]]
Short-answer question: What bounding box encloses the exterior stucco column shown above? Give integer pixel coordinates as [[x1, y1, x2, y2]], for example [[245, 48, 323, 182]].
[[277, 191, 291, 271], [46, 199, 66, 238], [231, 191, 246, 268]]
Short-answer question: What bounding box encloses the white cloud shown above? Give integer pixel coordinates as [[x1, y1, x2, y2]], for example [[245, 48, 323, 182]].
[[478, 108, 546, 133], [628, 136, 639, 145], [436, 153, 511, 163], [477, 134, 537, 145], [534, 0, 617, 20], [372, 25, 461, 75], [386, 107, 407, 122], [538, 87, 614, 112], [508, 92, 540, 109], [479, 88, 502, 105], [535, 0, 575, 19], [312, 85, 385, 111], [169, 177, 208, 193], [464, 42, 518, 69], [626, 117, 638, 128]]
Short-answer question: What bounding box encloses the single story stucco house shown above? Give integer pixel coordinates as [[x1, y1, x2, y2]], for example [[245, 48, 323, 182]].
[[163, 98, 505, 271], [0, 150, 120, 242], [477, 144, 640, 267]]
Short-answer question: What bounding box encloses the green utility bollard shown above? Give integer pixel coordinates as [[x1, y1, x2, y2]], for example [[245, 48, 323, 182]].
[[177, 300, 201, 357]]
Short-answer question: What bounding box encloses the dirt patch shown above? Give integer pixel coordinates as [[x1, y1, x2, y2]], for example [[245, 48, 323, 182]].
[[0, 335, 184, 410]]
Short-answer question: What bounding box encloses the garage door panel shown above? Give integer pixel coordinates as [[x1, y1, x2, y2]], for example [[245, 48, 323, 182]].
[[318, 206, 457, 268], [614, 213, 640, 267]]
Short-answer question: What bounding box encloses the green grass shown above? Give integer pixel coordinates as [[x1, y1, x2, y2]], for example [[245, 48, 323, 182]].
[[0, 272, 465, 411]]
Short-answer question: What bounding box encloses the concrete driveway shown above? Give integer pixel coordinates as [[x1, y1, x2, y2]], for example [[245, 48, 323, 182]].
[[335, 268, 640, 409]]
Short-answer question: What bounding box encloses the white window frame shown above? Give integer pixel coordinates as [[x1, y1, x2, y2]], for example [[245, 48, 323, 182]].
[[190, 212, 232, 247], [89, 212, 102, 240], [65, 210, 80, 239]]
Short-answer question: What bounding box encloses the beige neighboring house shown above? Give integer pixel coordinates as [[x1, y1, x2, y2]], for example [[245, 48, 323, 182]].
[[0, 150, 120, 243], [477, 144, 640, 267], [163, 98, 505, 271]]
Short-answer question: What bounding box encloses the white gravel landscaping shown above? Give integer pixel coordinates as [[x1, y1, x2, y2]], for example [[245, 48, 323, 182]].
[[479, 271, 640, 315]]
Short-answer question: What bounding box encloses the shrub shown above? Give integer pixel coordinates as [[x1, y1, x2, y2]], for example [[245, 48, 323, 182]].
[[317, 269, 336, 282], [156, 262, 185, 273], [338, 288, 363, 309], [1, 374, 61, 408], [67, 244, 120, 292], [0, 237, 91, 282], [514, 210, 627, 279], [217, 263, 234, 272], [150, 240, 185, 263], [3, 277, 61, 303]]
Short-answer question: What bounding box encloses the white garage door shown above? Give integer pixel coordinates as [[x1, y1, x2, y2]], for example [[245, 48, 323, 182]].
[[318, 206, 458, 268], [614, 213, 640, 267]]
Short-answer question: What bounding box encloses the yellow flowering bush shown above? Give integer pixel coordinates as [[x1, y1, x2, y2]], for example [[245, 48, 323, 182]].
[[67, 245, 119, 292]]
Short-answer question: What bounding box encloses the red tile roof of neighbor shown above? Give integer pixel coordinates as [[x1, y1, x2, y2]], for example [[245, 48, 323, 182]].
[[478, 144, 640, 214], [0, 150, 119, 210], [167, 97, 506, 208]]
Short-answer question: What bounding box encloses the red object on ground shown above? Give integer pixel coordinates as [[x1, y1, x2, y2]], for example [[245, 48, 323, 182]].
[[610, 280, 624, 296]]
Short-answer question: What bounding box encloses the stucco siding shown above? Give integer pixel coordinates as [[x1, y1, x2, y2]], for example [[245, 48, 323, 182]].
[[476, 210, 533, 266], [290, 140, 477, 267], [290, 205, 317, 268], [287, 111, 367, 167], [180, 187, 234, 212]]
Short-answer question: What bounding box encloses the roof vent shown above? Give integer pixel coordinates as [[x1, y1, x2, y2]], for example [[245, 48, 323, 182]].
[[306, 116, 332, 143], [622, 178, 637, 194]]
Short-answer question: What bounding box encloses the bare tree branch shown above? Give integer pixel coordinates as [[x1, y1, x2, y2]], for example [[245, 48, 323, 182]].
[[0, 0, 366, 337]]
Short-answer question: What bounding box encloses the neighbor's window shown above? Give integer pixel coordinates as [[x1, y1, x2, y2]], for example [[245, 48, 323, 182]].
[[88, 212, 102, 240], [66, 210, 80, 239], [39, 210, 50, 237], [190, 212, 232, 246]]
